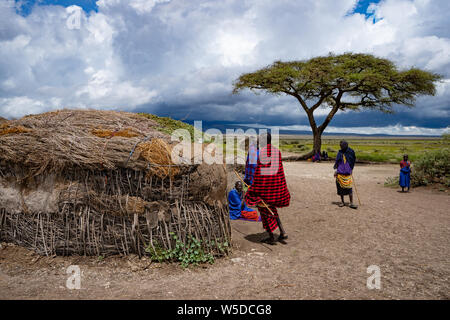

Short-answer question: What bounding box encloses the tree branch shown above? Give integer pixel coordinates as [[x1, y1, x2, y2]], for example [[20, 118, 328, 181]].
[[290, 93, 318, 130], [318, 90, 342, 133], [310, 90, 331, 112], [318, 105, 339, 133]]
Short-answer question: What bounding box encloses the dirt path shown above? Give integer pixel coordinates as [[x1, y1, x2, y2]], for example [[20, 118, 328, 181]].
[[1, 162, 449, 299]]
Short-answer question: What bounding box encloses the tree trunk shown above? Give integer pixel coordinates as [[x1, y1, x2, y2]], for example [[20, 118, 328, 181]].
[[282, 112, 322, 161], [282, 99, 333, 161], [312, 129, 322, 155]]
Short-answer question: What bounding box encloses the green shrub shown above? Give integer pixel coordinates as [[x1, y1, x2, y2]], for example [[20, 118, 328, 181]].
[[411, 148, 450, 186], [145, 233, 229, 268]]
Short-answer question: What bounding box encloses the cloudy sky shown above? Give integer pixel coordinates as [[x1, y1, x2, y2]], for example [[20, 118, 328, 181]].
[[0, 0, 449, 135]]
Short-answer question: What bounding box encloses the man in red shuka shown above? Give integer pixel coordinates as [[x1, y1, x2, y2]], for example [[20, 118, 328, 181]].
[[244, 132, 291, 245]]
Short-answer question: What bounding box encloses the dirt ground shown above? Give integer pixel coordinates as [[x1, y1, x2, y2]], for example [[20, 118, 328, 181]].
[[1, 162, 449, 300]]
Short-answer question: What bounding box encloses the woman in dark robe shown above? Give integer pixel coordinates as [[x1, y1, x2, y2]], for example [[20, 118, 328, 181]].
[[334, 140, 357, 209]]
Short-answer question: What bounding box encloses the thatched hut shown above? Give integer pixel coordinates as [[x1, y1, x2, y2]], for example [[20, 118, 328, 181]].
[[0, 110, 230, 257]]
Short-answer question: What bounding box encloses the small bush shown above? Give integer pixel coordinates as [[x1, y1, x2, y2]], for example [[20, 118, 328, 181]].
[[384, 176, 398, 187], [385, 149, 449, 188], [145, 233, 229, 268], [411, 148, 450, 187]]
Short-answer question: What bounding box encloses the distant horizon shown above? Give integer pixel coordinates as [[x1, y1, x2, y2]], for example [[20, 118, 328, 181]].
[[196, 121, 449, 138]]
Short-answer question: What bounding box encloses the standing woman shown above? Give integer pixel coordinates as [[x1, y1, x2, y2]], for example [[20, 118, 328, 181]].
[[399, 154, 411, 192]]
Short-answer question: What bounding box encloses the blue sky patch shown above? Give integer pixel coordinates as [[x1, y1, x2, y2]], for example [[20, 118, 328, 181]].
[[15, 0, 98, 16], [350, 0, 382, 23]]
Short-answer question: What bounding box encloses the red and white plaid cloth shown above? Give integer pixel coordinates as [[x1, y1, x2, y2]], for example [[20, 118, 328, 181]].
[[245, 144, 290, 208], [258, 206, 279, 232]]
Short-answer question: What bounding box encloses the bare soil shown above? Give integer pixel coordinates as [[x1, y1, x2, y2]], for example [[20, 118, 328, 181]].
[[1, 162, 449, 300]]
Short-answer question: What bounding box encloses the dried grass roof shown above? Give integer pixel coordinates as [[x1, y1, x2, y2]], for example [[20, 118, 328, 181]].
[[0, 109, 180, 173]]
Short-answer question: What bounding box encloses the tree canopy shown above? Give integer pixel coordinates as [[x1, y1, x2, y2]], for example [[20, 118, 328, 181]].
[[233, 53, 442, 155]]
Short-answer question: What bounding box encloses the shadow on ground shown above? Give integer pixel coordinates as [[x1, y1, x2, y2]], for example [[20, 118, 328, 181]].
[[244, 232, 267, 244]]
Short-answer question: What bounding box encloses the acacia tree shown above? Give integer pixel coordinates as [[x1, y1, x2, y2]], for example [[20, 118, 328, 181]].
[[233, 53, 441, 158]]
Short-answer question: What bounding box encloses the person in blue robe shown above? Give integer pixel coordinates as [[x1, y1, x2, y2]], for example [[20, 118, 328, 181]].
[[228, 181, 258, 221], [244, 140, 259, 186], [399, 154, 411, 192]]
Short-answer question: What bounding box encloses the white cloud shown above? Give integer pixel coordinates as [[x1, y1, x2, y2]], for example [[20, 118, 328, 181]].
[[0, 2, 157, 118], [76, 68, 157, 107], [0, 96, 55, 118], [0, 0, 448, 131], [129, 0, 170, 14]]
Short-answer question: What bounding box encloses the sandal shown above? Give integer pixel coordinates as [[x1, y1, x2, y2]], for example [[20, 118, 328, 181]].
[[349, 204, 358, 209], [278, 234, 288, 241], [278, 234, 288, 244]]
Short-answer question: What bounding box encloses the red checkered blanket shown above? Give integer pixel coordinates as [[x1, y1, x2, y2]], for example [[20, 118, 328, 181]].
[[245, 144, 290, 208]]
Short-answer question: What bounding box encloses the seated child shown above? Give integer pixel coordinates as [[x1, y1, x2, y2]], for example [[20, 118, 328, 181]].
[[311, 151, 321, 162], [228, 181, 259, 221]]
